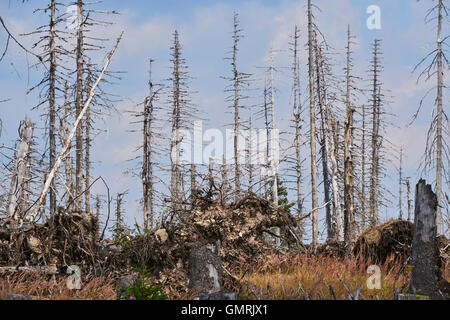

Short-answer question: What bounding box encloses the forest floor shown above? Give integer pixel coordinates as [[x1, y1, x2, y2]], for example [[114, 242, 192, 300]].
[[1, 253, 448, 300]]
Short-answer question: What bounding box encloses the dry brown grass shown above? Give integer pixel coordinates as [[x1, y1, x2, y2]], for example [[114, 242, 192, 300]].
[[233, 253, 450, 300], [0, 273, 116, 300], [1, 254, 448, 300]]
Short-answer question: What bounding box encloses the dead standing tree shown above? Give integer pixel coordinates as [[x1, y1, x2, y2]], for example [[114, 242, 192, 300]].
[[75, 0, 85, 212], [223, 12, 252, 202], [308, 0, 319, 249], [73, 1, 119, 213], [368, 39, 383, 227], [313, 32, 332, 240], [410, 179, 438, 298], [314, 33, 344, 241], [23, 0, 70, 218], [29, 33, 123, 222], [413, 0, 449, 235], [6, 117, 34, 221], [343, 25, 356, 246], [167, 31, 199, 217], [143, 59, 157, 230], [290, 25, 305, 239]]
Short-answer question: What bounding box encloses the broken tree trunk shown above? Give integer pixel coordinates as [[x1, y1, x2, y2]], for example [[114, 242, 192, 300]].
[[7, 116, 34, 221], [410, 179, 438, 298], [189, 243, 222, 296], [29, 33, 123, 222]]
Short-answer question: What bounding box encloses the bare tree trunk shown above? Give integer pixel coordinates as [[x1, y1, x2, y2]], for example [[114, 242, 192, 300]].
[[29, 34, 122, 221], [398, 147, 403, 219], [410, 179, 437, 298], [190, 163, 196, 203], [248, 117, 253, 193], [143, 59, 155, 230], [84, 71, 92, 213], [361, 104, 366, 229], [75, 0, 84, 211], [269, 48, 278, 209], [263, 79, 270, 200], [48, 0, 57, 217], [208, 157, 214, 190], [343, 25, 355, 246], [115, 192, 123, 240], [308, 0, 319, 249], [221, 155, 228, 204], [435, 0, 443, 235], [7, 116, 34, 220], [60, 81, 74, 210], [406, 178, 412, 222], [369, 40, 381, 227], [292, 25, 304, 239], [232, 12, 241, 201], [313, 34, 332, 240], [331, 115, 343, 240], [269, 48, 280, 247], [170, 31, 181, 214]]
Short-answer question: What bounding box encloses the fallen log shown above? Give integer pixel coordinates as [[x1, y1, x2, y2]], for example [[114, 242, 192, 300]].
[[0, 266, 58, 275]]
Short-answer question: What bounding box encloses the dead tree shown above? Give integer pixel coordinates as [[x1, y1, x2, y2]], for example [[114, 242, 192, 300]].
[[115, 192, 126, 240], [406, 178, 412, 222], [168, 30, 198, 215], [74, 1, 119, 213], [127, 58, 163, 230], [143, 59, 156, 230], [369, 39, 383, 227], [313, 32, 332, 239], [7, 117, 34, 221], [308, 0, 319, 249], [48, 0, 57, 217], [343, 25, 356, 245], [290, 25, 305, 238], [360, 103, 367, 229], [84, 71, 93, 213], [413, 0, 449, 235], [223, 12, 252, 202], [410, 179, 437, 298], [398, 146, 404, 220], [23, 0, 70, 217], [59, 81, 74, 210], [247, 117, 254, 193], [30, 34, 122, 221], [220, 155, 229, 204], [232, 13, 241, 200], [170, 31, 182, 213], [269, 47, 279, 209], [75, 0, 85, 211]]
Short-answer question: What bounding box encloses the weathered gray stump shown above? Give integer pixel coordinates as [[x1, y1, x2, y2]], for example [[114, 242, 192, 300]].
[[189, 243, 222, 295], [410, 179, 437, 299]]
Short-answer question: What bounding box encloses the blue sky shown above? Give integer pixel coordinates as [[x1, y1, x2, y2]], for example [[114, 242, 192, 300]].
[[0, 0, 448, 240]]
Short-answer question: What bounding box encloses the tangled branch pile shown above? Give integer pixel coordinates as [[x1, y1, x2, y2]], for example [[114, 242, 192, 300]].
[[0, 212, 100, 274], [109, 195, 300, 296]]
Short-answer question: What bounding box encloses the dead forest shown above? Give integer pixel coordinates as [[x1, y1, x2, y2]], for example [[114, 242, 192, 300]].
[[0, 0, 448, 300]]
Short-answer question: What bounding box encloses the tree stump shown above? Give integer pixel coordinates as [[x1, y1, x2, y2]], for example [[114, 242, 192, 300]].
[[189, 243, 222, 295], [410, 179, 438, 299]]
